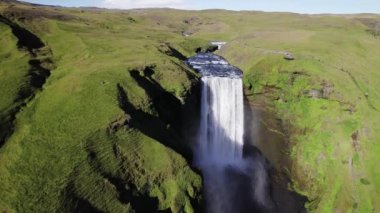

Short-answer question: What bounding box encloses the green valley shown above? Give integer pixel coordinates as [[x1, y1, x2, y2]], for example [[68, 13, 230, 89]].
[[0, 0, 379, 212]]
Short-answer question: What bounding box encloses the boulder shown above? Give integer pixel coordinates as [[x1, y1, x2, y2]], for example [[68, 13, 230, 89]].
[[284, 52, 295, 60], [182, 31, 191, 37]]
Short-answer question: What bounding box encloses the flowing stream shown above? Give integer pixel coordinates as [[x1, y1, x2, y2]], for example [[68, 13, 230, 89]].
[[187, 53, 273, 213]]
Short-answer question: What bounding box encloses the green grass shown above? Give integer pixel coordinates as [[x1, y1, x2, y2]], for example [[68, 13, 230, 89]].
[[0, 1, 380, 212], [60, 128, 201, 212], [0, 3, 202, 212], [235, 18, 380, 211], [0, 22, 30, 129]]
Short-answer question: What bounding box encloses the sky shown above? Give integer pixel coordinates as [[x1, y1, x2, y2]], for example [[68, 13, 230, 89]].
[[20, 0, 380, 14]]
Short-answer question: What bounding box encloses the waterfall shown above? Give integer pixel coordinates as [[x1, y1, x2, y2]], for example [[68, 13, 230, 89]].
[[187, 53, 272, 213], [196, 76, 244, 166], [195, 76, 246, 213], [186, 53, 245, 166]]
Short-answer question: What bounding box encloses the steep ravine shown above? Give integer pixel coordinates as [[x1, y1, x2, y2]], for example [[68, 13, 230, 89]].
[[0, 14, 54, 147], [59, 50, 308, 212], [244, 92, 308, 212]]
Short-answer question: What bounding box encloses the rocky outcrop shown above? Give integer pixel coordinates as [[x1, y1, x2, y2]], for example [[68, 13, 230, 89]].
[[283, 52, 295, 60]]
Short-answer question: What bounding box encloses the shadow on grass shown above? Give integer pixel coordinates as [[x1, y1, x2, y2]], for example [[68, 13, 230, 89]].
[[158, 44, 188, 61], [116, 66, 195, 159], [0, 14, 44, 51], [168, 45, 188, 61], [62, 64, 200, 212], [0, 15, 53, 148], [116, 82, 183, 154], [61, 127, 173, 213]]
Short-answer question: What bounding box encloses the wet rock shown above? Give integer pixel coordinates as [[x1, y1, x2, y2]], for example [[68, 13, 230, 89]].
[[194, 44, 219, 53], [205, 45, 219, 52], [195, 47, 202, 53], [186, 53, 243, 78]]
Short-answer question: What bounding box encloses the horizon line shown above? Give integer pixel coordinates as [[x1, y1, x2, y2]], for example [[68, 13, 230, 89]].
[[17, 0, 380, 15]]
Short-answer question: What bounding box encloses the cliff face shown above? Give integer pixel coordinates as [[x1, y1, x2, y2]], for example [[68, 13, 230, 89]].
[[0, 1, 380, 212]]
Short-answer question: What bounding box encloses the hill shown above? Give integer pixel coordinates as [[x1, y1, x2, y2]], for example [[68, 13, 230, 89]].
[[0, 1, 379, 212]]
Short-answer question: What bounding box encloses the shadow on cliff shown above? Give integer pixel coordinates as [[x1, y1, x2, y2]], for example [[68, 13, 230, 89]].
[[194, 81, 275, 213], [243, 94, 308, 213], [130, 67, 182, 129], [116, 66, 199, 161], [192, 78, 307, 213], [158, 44, 188, 61]]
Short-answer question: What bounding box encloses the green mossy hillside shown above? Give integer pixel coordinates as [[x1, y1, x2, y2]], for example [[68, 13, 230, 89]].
[[0, 1, 380, 212], [61, 128, 201, 213], [234, 31, 380, 211], [0, 2, 203, 212]]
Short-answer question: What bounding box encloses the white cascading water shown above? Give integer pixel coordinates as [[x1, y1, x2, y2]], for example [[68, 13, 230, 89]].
[[195, 76, 246, 213], [195, 77, 244, 166], [188, 53, 272, 213]]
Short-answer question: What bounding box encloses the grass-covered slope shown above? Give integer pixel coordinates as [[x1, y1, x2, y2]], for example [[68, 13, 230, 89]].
[[218, 14, 380, 212], [0, 1, 379, 212], [0, 2, 203, 212], [0, 21, 30, 140]]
